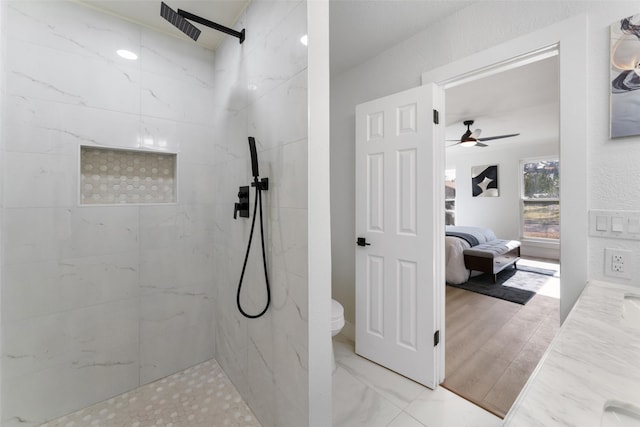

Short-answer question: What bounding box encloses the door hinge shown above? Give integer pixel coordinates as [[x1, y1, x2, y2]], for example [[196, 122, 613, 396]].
[[434, 330, 440, 347], [433, 109, 439, 125]]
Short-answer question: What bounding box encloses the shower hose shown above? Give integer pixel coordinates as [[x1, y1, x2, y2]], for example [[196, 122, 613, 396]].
[[236, 176, 270, 319]]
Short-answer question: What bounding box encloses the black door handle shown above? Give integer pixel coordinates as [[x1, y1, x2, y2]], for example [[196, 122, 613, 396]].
[[356, 237, 371, 247]]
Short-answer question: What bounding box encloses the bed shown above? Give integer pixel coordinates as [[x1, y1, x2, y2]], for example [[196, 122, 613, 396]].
[[445, 226, 498, 284]]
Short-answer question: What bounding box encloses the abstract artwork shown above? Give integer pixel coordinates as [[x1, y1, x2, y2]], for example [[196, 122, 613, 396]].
[[610, 13, 640, 138], [471, 165, 498, 197]]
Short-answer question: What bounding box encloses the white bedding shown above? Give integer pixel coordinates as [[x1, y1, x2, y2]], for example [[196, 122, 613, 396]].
[[445, 236, 471, 284], [445, 226, 496, 284]]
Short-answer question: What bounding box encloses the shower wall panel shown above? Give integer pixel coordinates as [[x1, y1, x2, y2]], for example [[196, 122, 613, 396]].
[[209, 1, 310, 426], [1, 2, 216, 425]]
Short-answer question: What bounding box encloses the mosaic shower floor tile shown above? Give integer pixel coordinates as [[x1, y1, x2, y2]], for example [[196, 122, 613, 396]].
[[40, 359, 261, 427]]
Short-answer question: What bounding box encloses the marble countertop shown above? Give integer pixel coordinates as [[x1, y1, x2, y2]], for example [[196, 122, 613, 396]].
[[503, 280, 640, 426]]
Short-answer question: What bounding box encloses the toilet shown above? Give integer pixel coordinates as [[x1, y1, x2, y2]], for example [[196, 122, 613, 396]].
[[331, 299, 345, 373]]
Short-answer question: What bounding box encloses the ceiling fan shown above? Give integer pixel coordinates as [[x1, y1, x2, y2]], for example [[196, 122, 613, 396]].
[[447, 120, 520, 147]]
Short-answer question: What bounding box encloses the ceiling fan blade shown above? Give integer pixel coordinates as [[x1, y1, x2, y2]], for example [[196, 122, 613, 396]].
[[475, 142, 489, 147], [477, 133, 520, 142], [446, 141, 462, 147], [470, 129, 482, 139]]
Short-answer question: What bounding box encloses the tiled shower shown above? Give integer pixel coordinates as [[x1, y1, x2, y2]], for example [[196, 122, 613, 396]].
[[0, 1, 309, 426]]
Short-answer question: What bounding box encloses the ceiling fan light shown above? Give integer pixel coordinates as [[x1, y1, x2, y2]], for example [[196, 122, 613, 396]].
[[460, 140, 477, 147]]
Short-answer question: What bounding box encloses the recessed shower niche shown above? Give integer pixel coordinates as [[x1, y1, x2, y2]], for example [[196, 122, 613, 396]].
[[80, 146, 177, 205]]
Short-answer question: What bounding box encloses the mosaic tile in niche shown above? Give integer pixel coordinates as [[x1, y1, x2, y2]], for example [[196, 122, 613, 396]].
[[80, 146, 176, 204]]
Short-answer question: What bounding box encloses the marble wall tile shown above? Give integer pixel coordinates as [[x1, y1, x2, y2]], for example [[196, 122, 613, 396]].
[[2, 1, 220, 424], [210, 109, 251, 166], [5, 96, 141, 155], [246, 328, 276, 427], [7, 1, 141, 59], [267, 206, 309, 279], [269, 267, 308, 342], [240, 0, 301, 55], [2, 251, 139, 322], [177, 161, 219, 205], [3, 207, 73, 264], [209, 1, 309, 425], [7, 39, 140, 113], [140, 27, 216, 88], [3, 151, 77, 207], [242, 1, 307, 104], [138, 204, 215, 250], [139, 313, 214, 385], [259, 139, 308, 210], [214, 303, 249, 397], [3, 299, 138, 382], [140, 70, 215, 124], [139, 116, 216, 161], [3, 206, 139, 262], [247, 70, 308, 151], [65, 207, 140, 258], [4, 343, 139, 427], [139, 246, 215, 297]]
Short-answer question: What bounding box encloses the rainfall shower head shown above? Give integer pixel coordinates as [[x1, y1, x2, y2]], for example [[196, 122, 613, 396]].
[[160, 2, 201, 42]]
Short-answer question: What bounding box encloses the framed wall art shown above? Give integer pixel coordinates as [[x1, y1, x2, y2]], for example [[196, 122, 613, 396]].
[[471, 164, 498, 197], [610, 13, 640, 138]]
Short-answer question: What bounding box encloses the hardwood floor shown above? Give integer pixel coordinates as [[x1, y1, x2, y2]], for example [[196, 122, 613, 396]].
[[442, 275, 560, 418]]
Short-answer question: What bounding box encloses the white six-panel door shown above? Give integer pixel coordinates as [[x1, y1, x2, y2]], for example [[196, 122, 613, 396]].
[[355, 84, 444, 388]]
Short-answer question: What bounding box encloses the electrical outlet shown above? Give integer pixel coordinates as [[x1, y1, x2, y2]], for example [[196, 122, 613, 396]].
[[604, 248, 632, 279]]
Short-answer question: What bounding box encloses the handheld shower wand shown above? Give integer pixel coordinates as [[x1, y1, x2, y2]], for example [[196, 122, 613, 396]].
[[236, 137, 270, 319]]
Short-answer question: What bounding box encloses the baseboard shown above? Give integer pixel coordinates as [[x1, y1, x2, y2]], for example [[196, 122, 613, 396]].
[[342, 320, 355, 341]]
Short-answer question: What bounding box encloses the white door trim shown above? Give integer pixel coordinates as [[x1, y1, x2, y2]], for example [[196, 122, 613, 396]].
[[422, 14, 588, 323]]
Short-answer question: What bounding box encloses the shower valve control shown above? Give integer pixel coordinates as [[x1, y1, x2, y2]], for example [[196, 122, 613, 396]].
[[234, 186, 250, 219]]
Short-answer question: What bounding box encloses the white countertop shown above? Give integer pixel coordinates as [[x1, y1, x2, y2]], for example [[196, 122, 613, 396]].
[[503, 280, 640, 426]]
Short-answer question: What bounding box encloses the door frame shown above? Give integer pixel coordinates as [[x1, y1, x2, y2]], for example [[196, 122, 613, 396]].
[[421, 15, 588, 380]]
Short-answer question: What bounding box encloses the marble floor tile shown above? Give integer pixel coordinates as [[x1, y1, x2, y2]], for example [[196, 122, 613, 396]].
[[39, 359, 261, 427], [333, 335, 503, 427], [404, 387, 502, 427], [333, 336, 425, 409], [332, 365, 401, 427], [386, 412, 426, 427]]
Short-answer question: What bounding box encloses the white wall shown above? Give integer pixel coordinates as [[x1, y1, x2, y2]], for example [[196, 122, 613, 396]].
[[1, 2, 217, 425], [331, 1, 640, 327], [208, 1, 313, 426], [0, 1, 5, 423], [307, 0, 332, 425]]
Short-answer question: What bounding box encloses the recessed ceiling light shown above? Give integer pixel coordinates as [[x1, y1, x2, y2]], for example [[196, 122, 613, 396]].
[[300, 34, 308, 46], [117, 49, 138, 60]]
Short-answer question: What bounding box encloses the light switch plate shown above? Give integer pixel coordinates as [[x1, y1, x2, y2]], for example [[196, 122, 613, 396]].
[[590, 209, 640, 241]]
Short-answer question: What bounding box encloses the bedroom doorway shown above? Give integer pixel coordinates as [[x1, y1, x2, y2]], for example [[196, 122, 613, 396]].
[[439, 50, 561, 417]]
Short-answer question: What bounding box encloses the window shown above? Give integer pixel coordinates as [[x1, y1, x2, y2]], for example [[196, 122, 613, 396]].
[[521, 159, 559, 240], [445, 169, 456, 225]]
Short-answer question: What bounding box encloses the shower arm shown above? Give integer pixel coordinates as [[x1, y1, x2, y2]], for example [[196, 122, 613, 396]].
[[177, 9, 245, 44]]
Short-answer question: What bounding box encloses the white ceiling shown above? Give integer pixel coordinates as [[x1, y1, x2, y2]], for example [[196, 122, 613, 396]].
[[445, 55, 559, 151], [328, 0, 473, 75]]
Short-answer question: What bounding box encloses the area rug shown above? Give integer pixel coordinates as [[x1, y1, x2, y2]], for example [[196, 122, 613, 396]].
[[447, 268, 554, 305], [516, 264, 557, 276]]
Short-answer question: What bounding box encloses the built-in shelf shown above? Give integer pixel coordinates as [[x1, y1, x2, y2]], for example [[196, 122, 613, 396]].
[[80, 146, 177, 205]]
